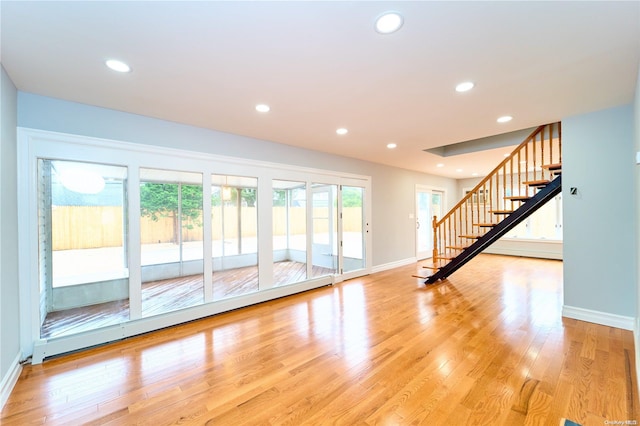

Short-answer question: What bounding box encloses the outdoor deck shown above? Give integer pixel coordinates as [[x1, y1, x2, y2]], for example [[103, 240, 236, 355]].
[[41, 261, 333, 339]]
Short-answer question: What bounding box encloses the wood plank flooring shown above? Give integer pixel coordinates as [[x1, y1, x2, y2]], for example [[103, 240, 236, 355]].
[[3, 254, 638, 425]]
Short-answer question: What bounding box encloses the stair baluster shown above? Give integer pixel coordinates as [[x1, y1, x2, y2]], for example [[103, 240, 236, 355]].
[[424, 122, 562, 284]]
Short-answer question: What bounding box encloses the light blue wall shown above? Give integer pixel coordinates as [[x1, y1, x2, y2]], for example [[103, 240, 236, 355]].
[[1, 67, 20, 391], [563, 104, 637, 317], [634, 65, 640, 382], [17, 92, 458, 267]]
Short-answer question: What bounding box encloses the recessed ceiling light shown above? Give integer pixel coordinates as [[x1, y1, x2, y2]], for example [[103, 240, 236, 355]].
[[386, 143, 397, 149], [503, 153, 510, 157], [472, 172, 479, 177], [436, 163, 445, 168], [336, 128, 348, 135], [455, 81, 474, 92], [255, 104, 270, 113], [375, 11, 404, 34], [456, 169, 463, 172], [105, 59, 131, 73], [497, 115, 513, 123]]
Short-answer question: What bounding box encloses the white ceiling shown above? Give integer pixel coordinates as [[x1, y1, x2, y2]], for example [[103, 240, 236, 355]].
[[2, 1, 639, 179]]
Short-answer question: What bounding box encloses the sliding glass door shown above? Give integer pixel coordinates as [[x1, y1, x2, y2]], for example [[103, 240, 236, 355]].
[[38, 159, 129, 338], [311, 184, 338, 277], [211, 174, 259, 299], [273, 180, 307, 287], [342, 186, 366, 274], [139, 168, 204, 317], [22, 128, 372, 362]]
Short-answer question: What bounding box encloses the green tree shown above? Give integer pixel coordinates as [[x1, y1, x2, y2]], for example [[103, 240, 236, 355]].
[[341, 187, 363, 207], [272, 189, 287, 207], [241, 188, 257, 207], [140, 183, 202, 243]]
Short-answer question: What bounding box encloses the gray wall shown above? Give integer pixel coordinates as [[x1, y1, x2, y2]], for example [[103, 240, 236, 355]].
[[563, 104, 637, 317], [1, 67, 20, 383], [16, 92, 458, 268]]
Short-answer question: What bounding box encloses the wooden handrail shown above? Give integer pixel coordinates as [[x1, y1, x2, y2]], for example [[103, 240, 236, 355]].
[[431, 122, 561, 266], [436, 123, 554, 227]]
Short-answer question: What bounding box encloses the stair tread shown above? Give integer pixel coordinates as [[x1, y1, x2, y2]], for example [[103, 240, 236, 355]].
[[459, 234, 483, 239], [422, 265, 442, 270], [436, 255, 456, 260], [541, 163, 562, 171], [523, 179, 550, 187], [426, 123, 562, 286], [422, 258, 449, 269]]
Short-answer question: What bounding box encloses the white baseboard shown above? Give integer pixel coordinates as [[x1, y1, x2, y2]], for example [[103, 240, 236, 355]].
[[483, 239, 562, 260], [562, 305, 634, 330], [371, 257, 417, 274], [0, 353, 22, 410]]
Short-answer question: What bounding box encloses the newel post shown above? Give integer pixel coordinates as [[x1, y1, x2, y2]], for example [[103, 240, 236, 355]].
[[432, 215, 438, 261]]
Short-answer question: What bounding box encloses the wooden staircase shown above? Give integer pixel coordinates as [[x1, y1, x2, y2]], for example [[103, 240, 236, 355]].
[[422, 122, 562, 284]]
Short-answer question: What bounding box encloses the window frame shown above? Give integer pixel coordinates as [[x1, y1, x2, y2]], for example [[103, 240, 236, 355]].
[[18, 128, 372, 363]]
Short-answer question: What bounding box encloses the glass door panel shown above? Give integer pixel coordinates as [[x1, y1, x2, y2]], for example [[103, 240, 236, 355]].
[[342, 186, 365, 273], [530, 194, 562, 240], [140, 168, 204, 317], [416, 187, 444, 260], [416, 190, 431, 260], [211, 175, 258, 299], [311, 184, 338, 277], [273, 180, 307, 286], [38, 159, 129, 338], [431, 193, 442, 221]]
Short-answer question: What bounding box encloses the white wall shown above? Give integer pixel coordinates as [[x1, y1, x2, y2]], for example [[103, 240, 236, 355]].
[[563, 104, 636, 327], [16, 93, 459, 268], [0, 66, 21, 408]]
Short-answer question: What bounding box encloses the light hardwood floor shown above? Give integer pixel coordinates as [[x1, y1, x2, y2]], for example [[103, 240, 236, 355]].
[[2, 254, 637, 425]]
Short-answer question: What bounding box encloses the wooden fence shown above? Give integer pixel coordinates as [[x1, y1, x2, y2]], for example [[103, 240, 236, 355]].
[[52, 206, 363, 250]]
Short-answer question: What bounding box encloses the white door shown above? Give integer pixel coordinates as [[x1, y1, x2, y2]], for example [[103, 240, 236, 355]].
[[311, 182, 370, 279], [416, 186, 444, 260]]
